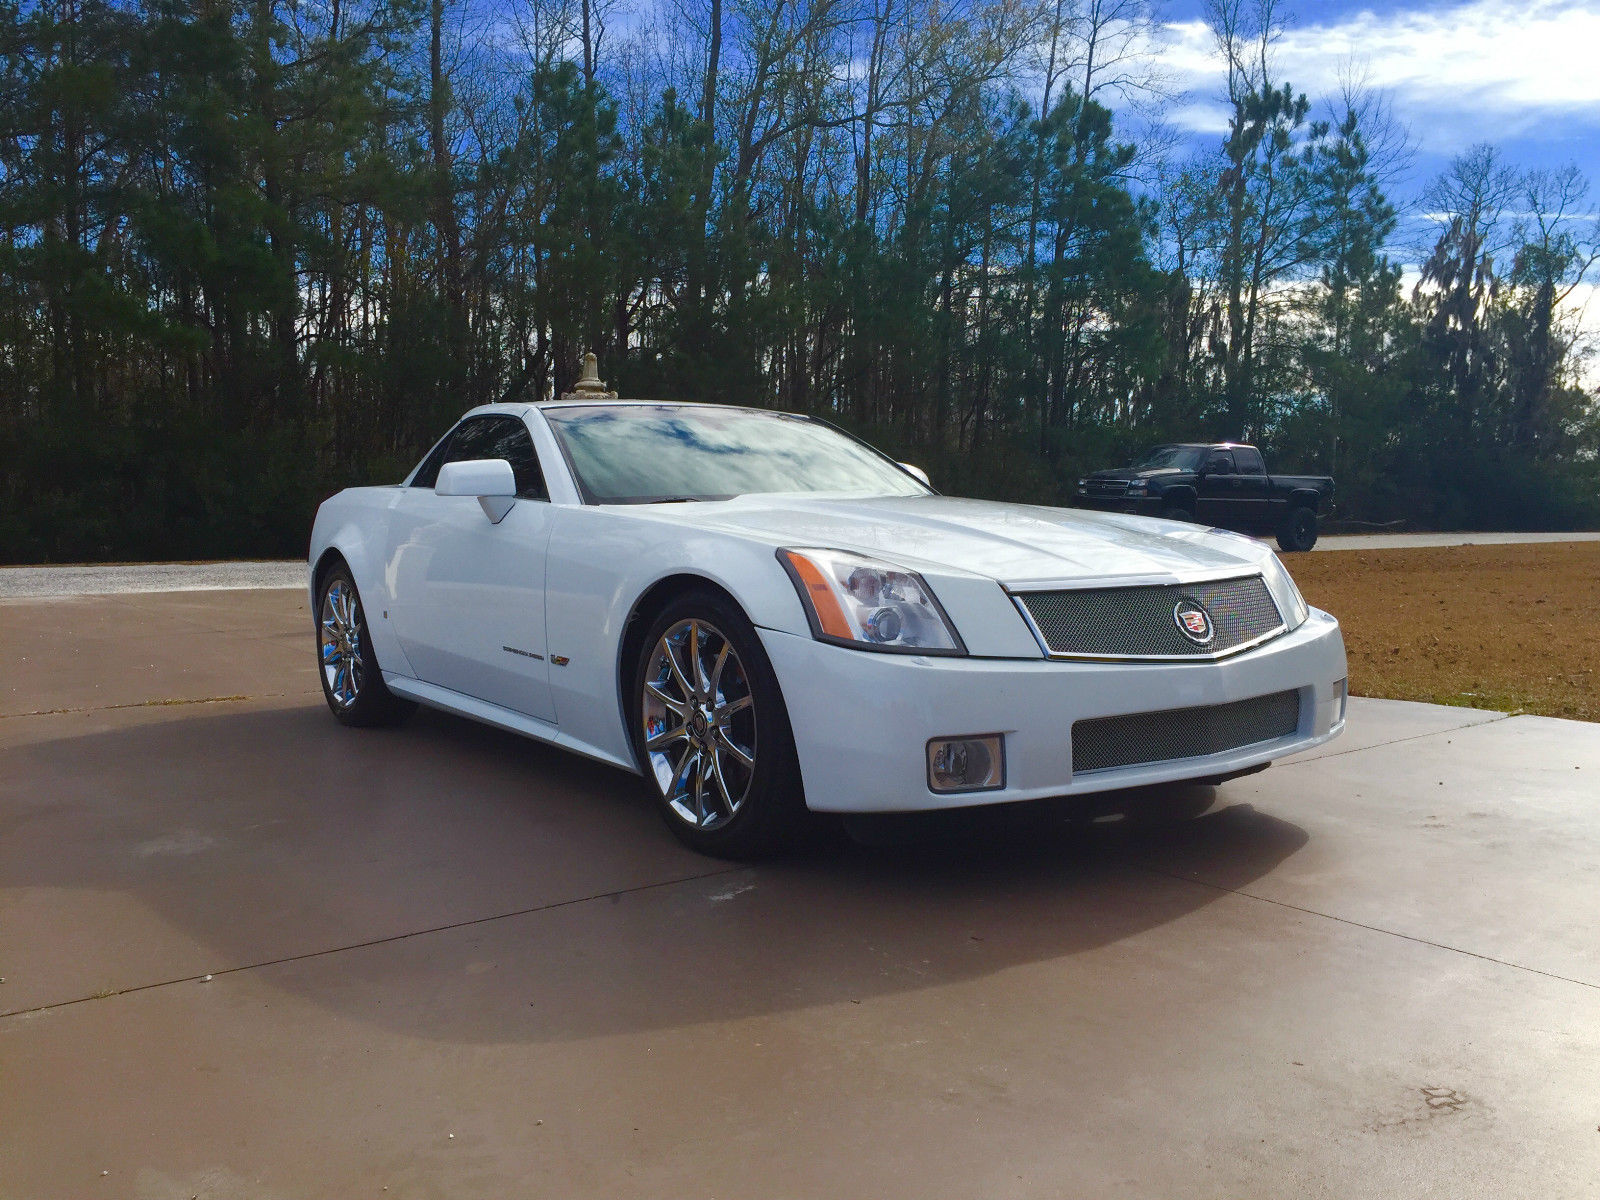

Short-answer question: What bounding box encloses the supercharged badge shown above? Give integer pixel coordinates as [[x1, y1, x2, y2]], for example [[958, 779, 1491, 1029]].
[[1173, 599, 1215, 645]]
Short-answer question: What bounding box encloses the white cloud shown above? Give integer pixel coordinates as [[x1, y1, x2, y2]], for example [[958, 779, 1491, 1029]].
[[1155, 0, 1600, 146], [1395, 268, 1600, 387], [1162, 98, 1232, 135], [1558, 280, 1600, 387]]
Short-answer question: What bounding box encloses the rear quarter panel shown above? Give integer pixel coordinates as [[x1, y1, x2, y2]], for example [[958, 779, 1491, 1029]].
[[1269, 476, 1336, 514], [309, 486, 416, 678]]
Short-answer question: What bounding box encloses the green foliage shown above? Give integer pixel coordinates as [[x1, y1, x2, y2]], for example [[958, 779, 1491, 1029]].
[[0, 0, 1596, 562]]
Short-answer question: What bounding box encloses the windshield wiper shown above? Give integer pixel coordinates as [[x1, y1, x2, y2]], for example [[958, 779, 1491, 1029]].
[[649, 495, 706, 503]]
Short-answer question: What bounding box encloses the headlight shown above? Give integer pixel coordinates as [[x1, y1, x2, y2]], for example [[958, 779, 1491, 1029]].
[[1259, 551, 1310, 630], [779, 549, 965, 654], [1125, 480, 1147, 495]]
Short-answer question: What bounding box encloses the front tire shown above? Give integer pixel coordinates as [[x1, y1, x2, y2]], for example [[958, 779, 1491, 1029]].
[[316, 564, 416, 727], [1276, 506, 1319, 552], [630, 590, 806, 858]]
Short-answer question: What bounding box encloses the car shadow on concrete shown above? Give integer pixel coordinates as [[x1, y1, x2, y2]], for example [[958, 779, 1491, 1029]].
[[2, 699, 1308, 1042]]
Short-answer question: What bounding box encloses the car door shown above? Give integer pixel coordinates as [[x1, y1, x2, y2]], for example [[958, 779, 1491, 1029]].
[[384, 414, 558, 724], [1230, 446, 1272, 528], [1195, 449, 1237, 524]]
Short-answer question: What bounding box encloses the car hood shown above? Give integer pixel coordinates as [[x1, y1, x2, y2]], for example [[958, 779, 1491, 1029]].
[[1087, 467, 1184, 482], [635, 494, 1267, 587]]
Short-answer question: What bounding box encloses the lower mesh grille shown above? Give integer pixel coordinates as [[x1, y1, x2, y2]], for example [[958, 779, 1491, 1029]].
[[1072, 690, 1302, 775]]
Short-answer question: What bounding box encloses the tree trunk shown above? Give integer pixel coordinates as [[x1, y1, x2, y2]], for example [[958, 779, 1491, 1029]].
[[430, 0, 463, 342]]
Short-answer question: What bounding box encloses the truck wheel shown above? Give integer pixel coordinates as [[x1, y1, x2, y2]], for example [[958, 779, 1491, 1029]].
[[1160, 500, 1196, 523], [1276, 506, 1319, 552]]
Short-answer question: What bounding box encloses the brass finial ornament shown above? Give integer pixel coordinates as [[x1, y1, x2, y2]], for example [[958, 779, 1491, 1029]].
[[561, 352, 617, 400]]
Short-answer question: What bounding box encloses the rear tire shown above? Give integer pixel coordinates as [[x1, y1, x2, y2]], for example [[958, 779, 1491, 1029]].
[[1276, 506, 1319, 552], [316, 564, 416, 728], [630, 589, 807, 859]]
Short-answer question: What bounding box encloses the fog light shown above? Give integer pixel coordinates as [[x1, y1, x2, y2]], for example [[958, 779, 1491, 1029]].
[[927, 734, 1005, 793], [1333, 677, 1348, 723]]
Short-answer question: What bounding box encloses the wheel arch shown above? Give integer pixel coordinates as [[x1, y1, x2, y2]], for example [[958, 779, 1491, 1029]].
[[1159, 485, 1197, 510], [616, 572, 746, 730], [308, 531, 377, 616], [310, 546, 349, 607], [307, 490, 415, 678]]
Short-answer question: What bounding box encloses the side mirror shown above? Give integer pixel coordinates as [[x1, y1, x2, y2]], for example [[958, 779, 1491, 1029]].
[[899, 462, 932, 487], [436, 458, 517, 523]]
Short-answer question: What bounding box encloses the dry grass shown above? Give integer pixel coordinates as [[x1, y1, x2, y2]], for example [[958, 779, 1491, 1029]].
[[1284, 541, 1600, 722]]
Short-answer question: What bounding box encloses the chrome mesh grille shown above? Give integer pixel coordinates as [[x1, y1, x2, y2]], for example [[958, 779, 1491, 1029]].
[[1017, 575, 1283, 659], [1072, 690, 1302, 775]]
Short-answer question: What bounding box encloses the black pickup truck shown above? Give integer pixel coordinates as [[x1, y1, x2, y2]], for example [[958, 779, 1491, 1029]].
[[1074, 443, 1335, 551]]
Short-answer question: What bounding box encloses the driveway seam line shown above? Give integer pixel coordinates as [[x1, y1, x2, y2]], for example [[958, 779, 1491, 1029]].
[[0, 865, 744, 1021], [1138, 865, 1599, 991], [0, 691, 319, 720], [1275, 711, 1512, 767]]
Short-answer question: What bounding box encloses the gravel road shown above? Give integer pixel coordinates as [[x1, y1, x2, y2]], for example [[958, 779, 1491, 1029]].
[[5, 530, 1598, 597], [0, 560, 305, 599]]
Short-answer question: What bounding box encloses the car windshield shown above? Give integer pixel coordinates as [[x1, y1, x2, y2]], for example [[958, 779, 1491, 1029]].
[[1132, 445, 1206, 471], [542, 405, 931, 504]]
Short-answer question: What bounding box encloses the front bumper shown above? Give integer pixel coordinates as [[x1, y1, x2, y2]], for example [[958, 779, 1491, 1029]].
[[1074, 493, 1164, 515], [759, 609, 1347, 813]]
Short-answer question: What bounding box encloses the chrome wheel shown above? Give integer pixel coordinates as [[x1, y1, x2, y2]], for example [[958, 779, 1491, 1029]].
[[320, 579, 365, 709], [641, 618, 757, 831]]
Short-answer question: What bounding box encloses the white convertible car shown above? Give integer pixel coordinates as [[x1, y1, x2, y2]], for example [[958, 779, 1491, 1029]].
[[309, 364, 1347, 856]]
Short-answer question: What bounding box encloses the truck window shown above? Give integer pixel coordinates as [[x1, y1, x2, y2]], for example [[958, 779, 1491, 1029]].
[[1234, 447, 1265, 475], [1204, 450, 1235, 475]]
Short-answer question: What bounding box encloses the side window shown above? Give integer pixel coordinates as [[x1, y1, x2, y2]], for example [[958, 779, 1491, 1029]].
[[409, 428, 458, 489], [1205, 450, 1235, 475], [473, 417, 548, 500], [439, 417, 500, 467], [1234, 446, 1265, 475], [419, 415, 547, 500]]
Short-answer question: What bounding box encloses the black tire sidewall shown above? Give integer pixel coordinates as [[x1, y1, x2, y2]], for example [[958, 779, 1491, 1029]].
[[1277, 507, 1318, 552], [629, 590, 804, 857], [316, 566, 411, 727]]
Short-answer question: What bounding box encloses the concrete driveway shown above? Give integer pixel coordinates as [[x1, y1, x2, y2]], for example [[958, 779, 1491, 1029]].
[[2, 588, 1597, 1199]]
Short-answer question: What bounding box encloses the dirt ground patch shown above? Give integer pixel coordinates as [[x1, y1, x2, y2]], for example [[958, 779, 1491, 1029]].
[[1285, 541, 1600, 722]]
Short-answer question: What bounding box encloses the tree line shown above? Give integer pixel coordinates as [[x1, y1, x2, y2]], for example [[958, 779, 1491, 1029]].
[[2, 0, 1597, 560]]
